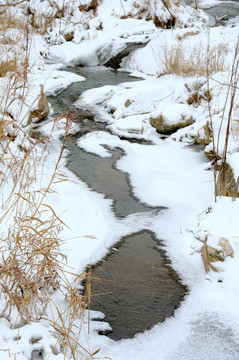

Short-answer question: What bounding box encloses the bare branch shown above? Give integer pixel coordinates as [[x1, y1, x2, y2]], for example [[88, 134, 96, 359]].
[[0, 0, 26, 7]]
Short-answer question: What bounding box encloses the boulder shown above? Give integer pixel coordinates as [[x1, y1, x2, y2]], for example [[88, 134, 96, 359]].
[[124, 99, 132, 108], [64, 31, 74, 42], [150, 113, 194, 134]]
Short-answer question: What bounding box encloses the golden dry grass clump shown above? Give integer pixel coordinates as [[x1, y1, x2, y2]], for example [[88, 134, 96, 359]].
[[162, 40, 228, 77]]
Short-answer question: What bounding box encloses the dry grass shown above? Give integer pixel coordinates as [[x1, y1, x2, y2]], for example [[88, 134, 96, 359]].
[[162, 41, 228, 76], [0, 57, 19, 77], [201, 237, 218, 273], [0, 6, 27, 76], [29, 7, 62, 36], [0, 1, 106, 358], [0, 116, 12, 138], [0, 129, 92, 356], [0, 7, 26, 30], [120, 0, 176, 27], [0, 72, 92, 358]]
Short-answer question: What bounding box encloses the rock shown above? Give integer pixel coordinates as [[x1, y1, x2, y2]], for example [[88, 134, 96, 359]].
[[64, 31, 74, 42], [197, 121, 211, 146], [104, 43, 146, 70], [150, 113, 194, 134], [124, 99, 132, 108], [216, 163, 239, 198], [27, 85, 50, 125]]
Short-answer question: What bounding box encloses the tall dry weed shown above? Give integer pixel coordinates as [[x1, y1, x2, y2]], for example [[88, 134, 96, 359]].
[[0, 1, 98, 357], [0, 71, 91, 357], [162, 40, 228, 76]]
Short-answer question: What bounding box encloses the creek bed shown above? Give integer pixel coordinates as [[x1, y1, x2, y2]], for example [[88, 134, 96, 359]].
[[47, 65, 187, 340]]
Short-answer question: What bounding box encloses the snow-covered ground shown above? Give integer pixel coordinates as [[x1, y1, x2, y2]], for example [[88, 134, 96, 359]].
[[0, 0, 239, 359]]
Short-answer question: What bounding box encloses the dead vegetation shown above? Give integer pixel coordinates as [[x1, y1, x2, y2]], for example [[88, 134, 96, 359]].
[[185, 81, 212, 107], [201, 235, 234, 273], [0, 57, 18, 76], [119, 0, 176, 28], [162, 41, 228, 76], [205, 36, 239, 200], [79, 0, 100, 15], [0, 6, 27, 76], [0, 69, 92, 358]]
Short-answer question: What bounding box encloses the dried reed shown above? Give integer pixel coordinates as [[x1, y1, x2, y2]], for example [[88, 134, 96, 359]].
[[162, 41, 228, 76], [0, 72, 92, 358]]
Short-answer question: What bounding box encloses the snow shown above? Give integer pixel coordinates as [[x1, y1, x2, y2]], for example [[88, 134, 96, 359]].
[[1, 0, 239, 359]]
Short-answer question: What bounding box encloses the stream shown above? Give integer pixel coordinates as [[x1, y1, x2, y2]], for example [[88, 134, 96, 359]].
[[185, 0, 239, 25], [89, 230, 186, 340], [47, 66, 187, 340], [45, 2, 239, 340]]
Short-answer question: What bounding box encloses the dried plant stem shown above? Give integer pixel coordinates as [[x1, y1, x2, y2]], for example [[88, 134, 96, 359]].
[[206, 32, 217, 202], [222, 37, 239, 168]]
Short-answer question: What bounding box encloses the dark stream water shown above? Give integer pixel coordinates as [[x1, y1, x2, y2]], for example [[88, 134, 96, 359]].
[[65, 138, 155, 218], [48, 66, 141, 116], [49, 66, 156, 218], [43, 0, 239, 342], [90, 230, 186, 340], [185, 0, 239, 25], [47, 66, 187, 340]]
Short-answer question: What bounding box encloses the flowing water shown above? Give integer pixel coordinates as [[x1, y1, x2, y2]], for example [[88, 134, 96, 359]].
[[48, 66, 141, 117], [44, 0, 239, 342], [89, 230, 186, 340], [47, 65, 187, 340], [65, 138, 155, 218], [185, 0, 239, 25]]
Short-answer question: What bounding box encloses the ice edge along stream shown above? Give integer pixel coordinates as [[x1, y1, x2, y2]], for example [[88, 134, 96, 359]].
[[47, 65, 187, 340]]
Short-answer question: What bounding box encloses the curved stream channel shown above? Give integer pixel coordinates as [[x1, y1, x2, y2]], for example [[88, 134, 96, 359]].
[[44, 1, 239, 343], [46, 2, 239, 337], [47, 66, 187, 340]]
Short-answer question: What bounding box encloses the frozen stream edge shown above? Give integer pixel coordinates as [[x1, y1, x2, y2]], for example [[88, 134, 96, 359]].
[[45, 64, 239, 358], [48, 66, 188, 339]]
